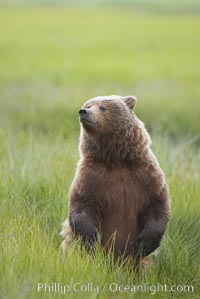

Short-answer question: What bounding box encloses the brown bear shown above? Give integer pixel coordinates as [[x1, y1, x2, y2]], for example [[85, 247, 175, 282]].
[[61, 95, 170, 264]]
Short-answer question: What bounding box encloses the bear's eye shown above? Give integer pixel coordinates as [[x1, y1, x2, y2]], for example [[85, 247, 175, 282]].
[[99, 106, 106, 112]]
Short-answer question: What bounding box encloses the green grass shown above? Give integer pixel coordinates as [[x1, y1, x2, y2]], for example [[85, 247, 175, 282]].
[[0, 7, 200, 299]]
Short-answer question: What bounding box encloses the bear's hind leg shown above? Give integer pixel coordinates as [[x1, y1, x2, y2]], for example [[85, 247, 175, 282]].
[[60, 218, 74, 253]]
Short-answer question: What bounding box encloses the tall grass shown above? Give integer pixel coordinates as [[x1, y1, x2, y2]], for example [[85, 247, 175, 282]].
[[0, 7, 199, 299]]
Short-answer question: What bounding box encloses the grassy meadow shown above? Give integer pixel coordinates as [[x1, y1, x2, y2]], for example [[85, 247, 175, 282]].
[[0, 5, 200, 299]]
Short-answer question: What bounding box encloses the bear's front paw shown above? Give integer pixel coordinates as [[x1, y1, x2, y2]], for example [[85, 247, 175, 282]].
[[133, 238, 153, 256], [82, 227, 98, 252]]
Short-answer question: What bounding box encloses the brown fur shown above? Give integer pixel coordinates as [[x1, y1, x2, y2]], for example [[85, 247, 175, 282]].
[[61, 95, 170, 265]]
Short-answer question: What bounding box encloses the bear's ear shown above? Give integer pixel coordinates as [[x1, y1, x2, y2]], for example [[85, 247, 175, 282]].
[[123, 96, 137, 110]]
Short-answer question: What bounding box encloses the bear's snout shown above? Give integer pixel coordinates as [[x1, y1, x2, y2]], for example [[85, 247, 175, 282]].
[[79, 108, 89, 117]]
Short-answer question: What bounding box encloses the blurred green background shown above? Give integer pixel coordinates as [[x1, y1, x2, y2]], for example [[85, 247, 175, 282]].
[[0, 1, 200, 299], [1, 0, 200, 14], [0, 1, 200, 139]]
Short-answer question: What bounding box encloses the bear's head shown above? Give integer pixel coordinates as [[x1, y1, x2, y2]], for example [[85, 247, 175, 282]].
[[78, 95, 137, 135], [78, 95, 151, 165]]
